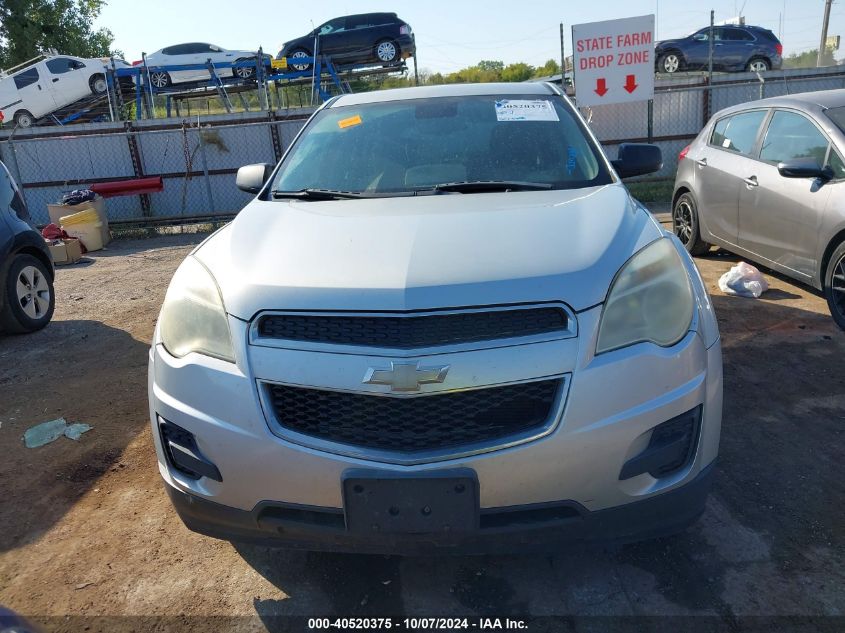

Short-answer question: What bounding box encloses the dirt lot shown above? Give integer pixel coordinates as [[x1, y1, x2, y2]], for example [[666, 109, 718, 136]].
[[1, 226, 844, 632]]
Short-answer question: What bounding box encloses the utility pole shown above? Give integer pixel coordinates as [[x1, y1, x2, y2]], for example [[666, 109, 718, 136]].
[[559, 23, 566, 87], [818, 0, 833, 67]]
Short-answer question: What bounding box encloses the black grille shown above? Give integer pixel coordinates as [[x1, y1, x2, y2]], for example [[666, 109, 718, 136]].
[[266, 379, 561, 453], [257, 308, 568, 349]]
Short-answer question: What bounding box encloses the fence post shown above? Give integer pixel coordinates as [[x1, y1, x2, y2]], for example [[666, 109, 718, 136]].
[[196, 124, 215, 213], [2, 139, 25, 193], [124, 122, 152, 217], [268, 113, 283, 163], [647, 99, 654, 143]]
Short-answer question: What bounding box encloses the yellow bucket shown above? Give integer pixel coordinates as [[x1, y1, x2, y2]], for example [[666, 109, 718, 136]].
[[60, 208, 104, 252]]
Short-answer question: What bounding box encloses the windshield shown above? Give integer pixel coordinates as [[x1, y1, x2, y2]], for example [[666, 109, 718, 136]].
[[270, 94, 611, 196]]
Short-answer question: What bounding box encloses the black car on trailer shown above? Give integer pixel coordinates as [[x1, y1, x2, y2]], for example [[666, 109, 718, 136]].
[[277, 13, 415, 71]]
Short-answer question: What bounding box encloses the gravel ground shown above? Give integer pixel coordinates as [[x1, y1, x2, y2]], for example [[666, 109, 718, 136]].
[[0, 225, 843, 633]]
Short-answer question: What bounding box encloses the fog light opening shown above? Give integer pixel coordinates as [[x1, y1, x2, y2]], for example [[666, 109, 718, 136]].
[[158, 418, 222, 482], [619, 406, 702, 481]]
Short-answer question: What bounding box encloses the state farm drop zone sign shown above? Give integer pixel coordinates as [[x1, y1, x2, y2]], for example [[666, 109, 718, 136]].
[[571, 14, 656, 107], [577, 31, 651, 70]]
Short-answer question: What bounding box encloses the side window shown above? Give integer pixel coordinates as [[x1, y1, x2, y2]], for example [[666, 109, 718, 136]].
[[347, 15, 369, 29], [13, 67, 39, 89], [319, 18, 346, 35], [710, 110, 766, 155], [46, 57, 81, 74], [760, 111, 829, 166], [724, 28, 754, 41], [827, 148, 845, 179], [161, 46, 174, 55]]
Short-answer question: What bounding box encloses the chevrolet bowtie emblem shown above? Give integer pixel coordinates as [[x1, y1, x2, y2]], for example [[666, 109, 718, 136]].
[[363, 361, 450, 392]]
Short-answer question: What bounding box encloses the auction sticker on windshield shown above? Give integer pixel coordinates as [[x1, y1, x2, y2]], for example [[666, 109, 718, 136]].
[[495, 100, 559, 122]]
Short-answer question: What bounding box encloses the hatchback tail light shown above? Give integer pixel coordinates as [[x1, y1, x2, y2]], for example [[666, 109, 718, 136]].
[[679, 144, 691, 161], [775, 43, 783, 56], [399, 24, 412, 35]]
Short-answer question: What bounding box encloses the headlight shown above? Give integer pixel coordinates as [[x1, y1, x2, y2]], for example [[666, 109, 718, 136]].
[[596, 238, 694, 354], [159, 256, 235, 362]]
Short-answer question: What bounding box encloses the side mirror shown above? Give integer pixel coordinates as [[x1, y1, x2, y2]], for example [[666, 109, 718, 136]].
[[693, 34, 708, 41], [777, 157, 833, 180], [611, 143, 663, 179], [236, 163, 274, 193]]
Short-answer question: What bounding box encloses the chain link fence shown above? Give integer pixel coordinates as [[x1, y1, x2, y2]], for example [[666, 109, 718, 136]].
[[578, 66, 845, 181], [0, 110, 313, 226], [3, 67, 845, 226]]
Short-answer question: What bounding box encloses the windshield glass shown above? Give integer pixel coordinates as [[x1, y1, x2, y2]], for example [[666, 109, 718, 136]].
[[271, 94, 611, 196]]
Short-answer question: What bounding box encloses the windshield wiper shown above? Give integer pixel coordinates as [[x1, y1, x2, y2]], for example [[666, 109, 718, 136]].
[[428, 181, 553, 193], [272, 188, 372, 200], [272, 188, 419, 200]]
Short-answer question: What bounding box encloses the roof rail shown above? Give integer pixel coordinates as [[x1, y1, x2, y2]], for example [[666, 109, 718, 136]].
[[1, 53, 50, 77]]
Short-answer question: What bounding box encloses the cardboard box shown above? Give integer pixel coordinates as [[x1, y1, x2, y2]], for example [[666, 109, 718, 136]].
[[47, 238, 83, 265], [47, 195, 110, 246]]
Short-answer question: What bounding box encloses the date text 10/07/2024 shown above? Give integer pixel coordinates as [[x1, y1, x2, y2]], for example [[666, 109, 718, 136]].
[[307, 617, 529, 630]]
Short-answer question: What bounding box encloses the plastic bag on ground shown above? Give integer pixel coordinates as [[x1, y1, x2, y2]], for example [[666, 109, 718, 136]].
[[718, 261, 769, 298]]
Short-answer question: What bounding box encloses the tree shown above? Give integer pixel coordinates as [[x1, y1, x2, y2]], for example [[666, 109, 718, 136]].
[[501, 62, 534, 82], [533, 59, 561, 78], [783, 48, 835, 69], [0, 0, 117, 69], [477, 60, 504, 72]]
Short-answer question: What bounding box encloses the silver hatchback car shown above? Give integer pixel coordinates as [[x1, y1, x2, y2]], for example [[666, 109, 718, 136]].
[[149, 83, 722, 553], [673, 90, 845, 329]]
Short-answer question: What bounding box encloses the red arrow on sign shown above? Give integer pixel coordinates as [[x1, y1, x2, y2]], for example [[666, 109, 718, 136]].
[[624, 74, 638, 93], [594, 78, 608, 97]]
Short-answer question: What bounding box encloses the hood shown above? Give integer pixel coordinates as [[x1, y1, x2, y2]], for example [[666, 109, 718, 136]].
[[195, 185, 663, 319], [655, 38, 683, 49]]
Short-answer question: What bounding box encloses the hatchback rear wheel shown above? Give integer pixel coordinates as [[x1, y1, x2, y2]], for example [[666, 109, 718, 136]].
[[824, 241, 845, 330], [1, 254, 55, 333], [673, 192, 711, 256]]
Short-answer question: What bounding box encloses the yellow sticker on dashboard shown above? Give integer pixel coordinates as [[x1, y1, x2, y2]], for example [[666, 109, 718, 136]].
[[338, 114, 362, 129]]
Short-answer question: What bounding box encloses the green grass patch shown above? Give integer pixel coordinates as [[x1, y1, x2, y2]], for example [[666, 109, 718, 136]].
[[626, 179, 674, 204]]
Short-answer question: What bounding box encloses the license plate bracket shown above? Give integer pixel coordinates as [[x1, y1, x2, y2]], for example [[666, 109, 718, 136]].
[[343, 469, 479, 534]]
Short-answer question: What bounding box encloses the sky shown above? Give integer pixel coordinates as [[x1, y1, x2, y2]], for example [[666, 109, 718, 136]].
[[95, 0, 845, 73]]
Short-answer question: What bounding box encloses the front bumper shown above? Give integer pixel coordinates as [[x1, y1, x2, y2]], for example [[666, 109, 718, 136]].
[[149, 299, 722, 553], [165, 461, 715, 554]]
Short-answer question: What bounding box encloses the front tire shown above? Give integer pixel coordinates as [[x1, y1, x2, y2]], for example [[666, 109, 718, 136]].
[[824, 241, 845, 330], [375, 39, 400, 63], [233, 58, 255, 80], [1, 254, 55, 334], [287, 49, 312, 72], [90, 74, 108, 94], [149, 71, 171, 88], [658, 52, 682, 74], [673, 192, 711, 256]]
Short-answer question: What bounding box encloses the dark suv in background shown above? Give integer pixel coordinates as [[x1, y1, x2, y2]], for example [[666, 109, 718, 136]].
[[277, 13, 415, 71], [0, 161, 55, 333], [656, 25, 783, 74]]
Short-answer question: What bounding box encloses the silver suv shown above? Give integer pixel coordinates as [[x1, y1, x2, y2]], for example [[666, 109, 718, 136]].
[[148, 83, 722, 554]]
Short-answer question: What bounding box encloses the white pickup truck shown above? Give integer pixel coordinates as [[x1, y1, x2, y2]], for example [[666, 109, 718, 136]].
[[0, 54, 120, 128]]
